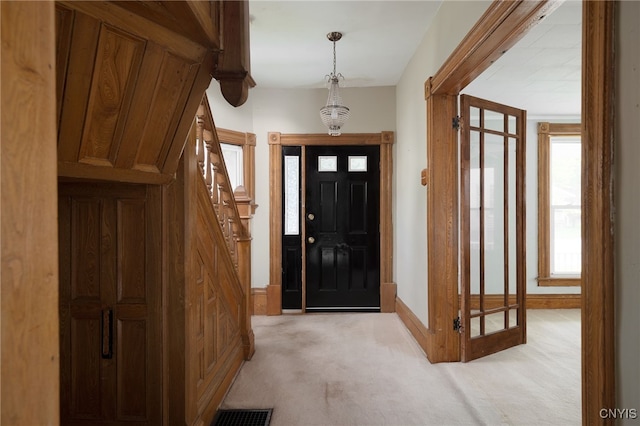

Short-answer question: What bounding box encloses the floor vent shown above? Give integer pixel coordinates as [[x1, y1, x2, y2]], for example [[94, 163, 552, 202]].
[[211, 409, 273, 426]]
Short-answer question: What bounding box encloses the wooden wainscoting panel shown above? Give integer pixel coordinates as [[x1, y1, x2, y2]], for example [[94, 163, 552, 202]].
[[56, 2, 216, 185], [132, 52, 197, 173], [113, 41, 166, 170], [55, 4, 74, 122], [77, 24, 145, 168], [187, 136, 245, 426], [57, 10, 101, 163], [164, 129, 248, 426]]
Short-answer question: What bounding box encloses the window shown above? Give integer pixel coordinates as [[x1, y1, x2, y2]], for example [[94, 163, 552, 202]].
[[220, 143, 244, 192], [318, 156, 337, 172], [348, 156, 367, 172], [538, 122, 581, 286], [283, 155, 300, 235], [216, 128, 257, 213]]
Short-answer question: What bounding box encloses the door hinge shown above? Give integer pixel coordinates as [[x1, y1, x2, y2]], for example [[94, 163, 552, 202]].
[[452, 115, 461, 131], [453, 317, 463, 333]]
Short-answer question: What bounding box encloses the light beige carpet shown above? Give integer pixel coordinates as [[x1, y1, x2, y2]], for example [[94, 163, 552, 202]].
[[220, 310, 580, 425]]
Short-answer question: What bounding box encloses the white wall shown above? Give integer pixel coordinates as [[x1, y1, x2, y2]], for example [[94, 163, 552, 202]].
[[616, 1, 640, 421], [395, 1, 491, 325], [206, 80, 255, 132], [207, 83, 396, 288], [250, 86, 396, 288]]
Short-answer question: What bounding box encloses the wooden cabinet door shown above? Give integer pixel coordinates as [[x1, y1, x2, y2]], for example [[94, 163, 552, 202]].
[[59, 183, 161, 425]]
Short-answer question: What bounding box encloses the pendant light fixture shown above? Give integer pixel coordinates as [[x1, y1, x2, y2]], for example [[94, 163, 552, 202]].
[[320, 31, 349, 136]]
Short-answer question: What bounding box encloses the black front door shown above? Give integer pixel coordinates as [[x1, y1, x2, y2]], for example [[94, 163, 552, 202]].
[[305, 145, 380, 310]]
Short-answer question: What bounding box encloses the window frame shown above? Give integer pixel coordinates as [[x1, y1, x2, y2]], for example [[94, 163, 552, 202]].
[[216, 128, 257, 212], [537, 122, 581, 286]]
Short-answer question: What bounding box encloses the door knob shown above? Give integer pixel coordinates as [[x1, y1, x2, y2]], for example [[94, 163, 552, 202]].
[[307, 236, 315, 244], [307, 213, 315, 221]]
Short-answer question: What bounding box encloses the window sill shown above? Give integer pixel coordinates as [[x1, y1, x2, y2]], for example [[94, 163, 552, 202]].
[[537, 276, 581, 287]]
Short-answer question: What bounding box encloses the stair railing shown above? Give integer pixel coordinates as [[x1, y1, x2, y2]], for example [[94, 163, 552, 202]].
[[194, 94, 255, 359], [195, 96, 248, 268]]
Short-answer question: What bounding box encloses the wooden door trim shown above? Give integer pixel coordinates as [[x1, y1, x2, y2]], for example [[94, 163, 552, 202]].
[[581, 1, 615, 423], [429, 1, 562, 95], [267, 132, 395, 314], [425, 0, 615, 422]]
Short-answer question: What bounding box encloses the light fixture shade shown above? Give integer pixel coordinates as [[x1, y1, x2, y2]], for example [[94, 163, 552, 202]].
[[320, 76, 350, 136]]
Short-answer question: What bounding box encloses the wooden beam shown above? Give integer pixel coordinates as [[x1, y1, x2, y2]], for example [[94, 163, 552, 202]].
[[277, 132, 389, 146], [213, 0, 255, 107], [431, 0, 562, 95], [1, 2, 60, 423]]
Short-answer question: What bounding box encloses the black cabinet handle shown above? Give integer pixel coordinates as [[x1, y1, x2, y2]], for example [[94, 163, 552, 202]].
[[101, 308, 113, 359]]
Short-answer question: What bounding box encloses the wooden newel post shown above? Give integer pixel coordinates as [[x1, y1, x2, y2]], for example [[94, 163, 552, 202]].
[[234, 185, 255, 360]]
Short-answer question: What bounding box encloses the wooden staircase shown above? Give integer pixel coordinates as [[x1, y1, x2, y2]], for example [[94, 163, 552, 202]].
[[54, 2, 255, 425], [55, 0, 254, 184]]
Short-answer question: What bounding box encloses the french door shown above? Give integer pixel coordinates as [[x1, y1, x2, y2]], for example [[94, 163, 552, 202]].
[[459, 95, 527, 362]]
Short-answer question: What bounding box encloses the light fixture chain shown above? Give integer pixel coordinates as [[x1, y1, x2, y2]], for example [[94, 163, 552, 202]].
[[332, 39, 337, 77]]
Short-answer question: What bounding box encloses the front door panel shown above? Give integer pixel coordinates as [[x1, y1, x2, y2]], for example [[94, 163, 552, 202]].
[[305, 146, 380, 310]]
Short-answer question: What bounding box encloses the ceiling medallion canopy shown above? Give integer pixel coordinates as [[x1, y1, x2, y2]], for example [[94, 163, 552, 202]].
[[320, 31, 350, 136]]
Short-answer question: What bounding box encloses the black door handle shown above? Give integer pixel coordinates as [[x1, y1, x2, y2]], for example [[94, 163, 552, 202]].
[[101, 308, 113, 359]]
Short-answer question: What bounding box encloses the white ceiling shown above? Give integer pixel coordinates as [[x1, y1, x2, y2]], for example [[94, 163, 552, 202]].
[[248, 1, 442, 88], [463, 0, 582, 117], [248, 0, 582, 116]]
